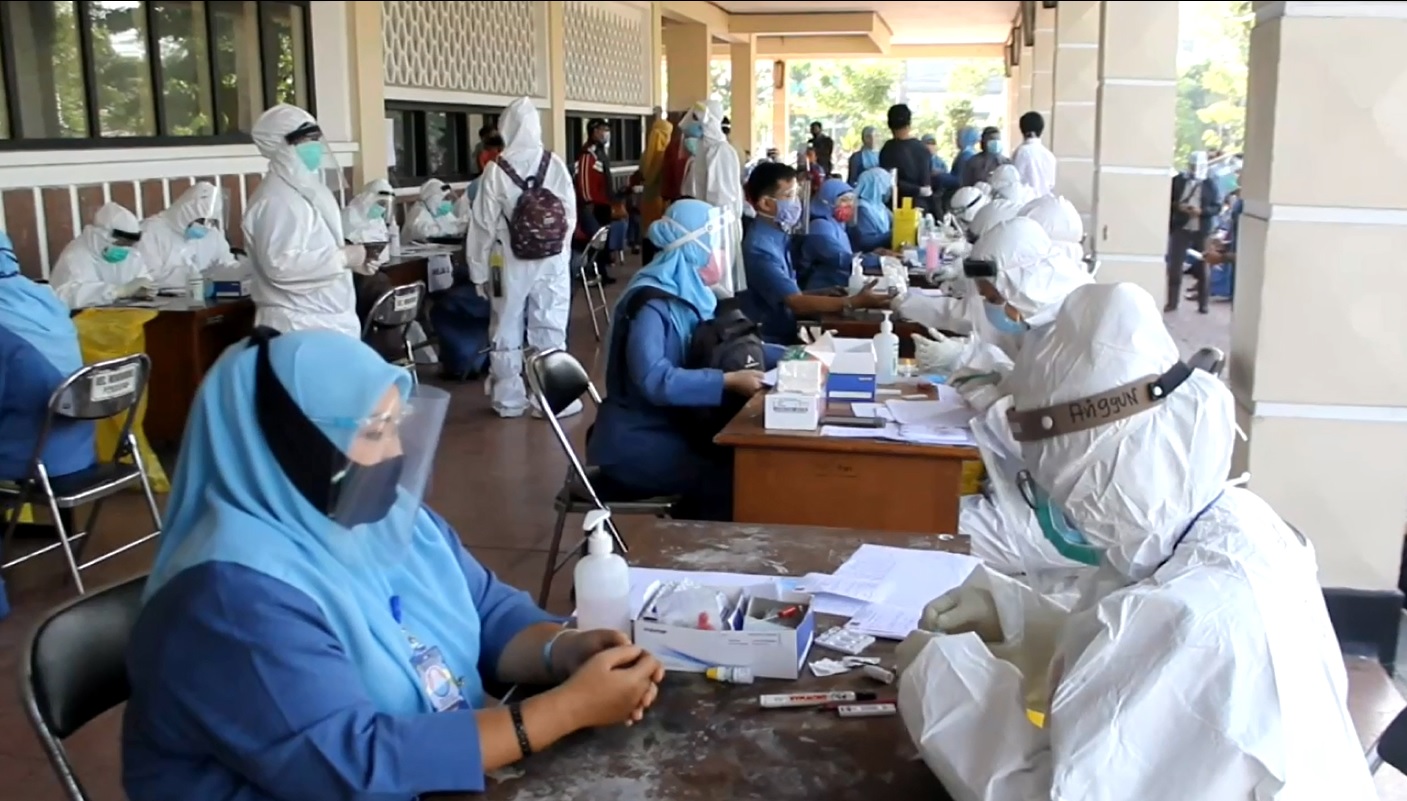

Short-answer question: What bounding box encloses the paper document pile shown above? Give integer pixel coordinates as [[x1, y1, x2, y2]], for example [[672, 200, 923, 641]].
[[800, 544, 981, 639]]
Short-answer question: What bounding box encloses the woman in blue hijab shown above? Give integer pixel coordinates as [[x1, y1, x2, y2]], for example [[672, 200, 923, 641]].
[[849, 168, 895, 253], [588, 200, 765, 520], [0, 232, 95, 484], [801, 178, 881, 291], [847, 125, 881, 184], [124, 329, 663, 800], [950, 126, 981, 181]]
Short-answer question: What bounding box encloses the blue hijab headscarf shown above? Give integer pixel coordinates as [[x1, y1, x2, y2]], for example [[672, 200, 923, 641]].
[[853, 168, 893, 239], [810, 179, 856, 250], [615, 199, 720, 341], [0, 232, 82, 376], [856, 126, 880, 172], [144, 330, 485, 714], [952, 126, 981, 176]]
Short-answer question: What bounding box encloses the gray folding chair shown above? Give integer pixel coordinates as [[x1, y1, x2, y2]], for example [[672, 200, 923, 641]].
[[576, 226, 613, 342], [361, 281, 426, 383], [525, 348, 677, 606], [21, 574, 145, 801], [0, 354, 163, 595]]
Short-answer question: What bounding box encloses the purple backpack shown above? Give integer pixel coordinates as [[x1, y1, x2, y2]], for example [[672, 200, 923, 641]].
[[494, 153, 568, 260]]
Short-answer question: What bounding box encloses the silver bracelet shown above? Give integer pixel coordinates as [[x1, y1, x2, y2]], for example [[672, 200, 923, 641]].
[[541, 628, 572, 679]]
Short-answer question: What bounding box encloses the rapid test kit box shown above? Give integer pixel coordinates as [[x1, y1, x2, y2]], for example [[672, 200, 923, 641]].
[[632, 582, 816, 680], [806, 335, 877, 402]]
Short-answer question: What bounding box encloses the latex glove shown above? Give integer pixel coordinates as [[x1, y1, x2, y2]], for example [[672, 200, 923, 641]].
[[118, 278, 156, 300], [474, 283, 490, 300], [911, 327, 967, 374], [945, 239, 972, 259], [341, 244, 367, 270], [919, 585, 1003, 643], [896, 629, 941, 675], [918, 186, 934, 198]]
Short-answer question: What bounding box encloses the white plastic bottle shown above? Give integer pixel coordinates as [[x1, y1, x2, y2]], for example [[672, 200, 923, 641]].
[[388, 221, 402, 258], [573, 509, 632, 637], [846, 255, 867, 297], [873, 310, 899, 385]]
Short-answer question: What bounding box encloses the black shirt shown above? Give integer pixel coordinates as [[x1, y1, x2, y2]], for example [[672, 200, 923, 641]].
[[880, 137, 934, 212], [810, 134, 835, 173]]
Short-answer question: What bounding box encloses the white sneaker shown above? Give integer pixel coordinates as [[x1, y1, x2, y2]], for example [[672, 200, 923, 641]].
[[531, 398, 584, 419]]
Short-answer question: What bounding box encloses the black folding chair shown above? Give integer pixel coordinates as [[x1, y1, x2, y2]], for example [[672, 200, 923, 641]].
[[525, 348, 677, 606], [1369, 706, 1407, 775], [1, 354, 162, 595], [575, 226, 613, 342], [361, 281, 427, 383], [21, 574, 146, 801], [1188, 346, 1227, 378]]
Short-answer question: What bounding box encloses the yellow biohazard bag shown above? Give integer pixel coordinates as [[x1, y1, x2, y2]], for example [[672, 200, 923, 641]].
[[72, 309, 170, 492]]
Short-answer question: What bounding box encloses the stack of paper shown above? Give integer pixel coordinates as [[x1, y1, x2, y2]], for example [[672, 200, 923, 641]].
[[793, 573, 885, 616], [823, 544, 981, 640]]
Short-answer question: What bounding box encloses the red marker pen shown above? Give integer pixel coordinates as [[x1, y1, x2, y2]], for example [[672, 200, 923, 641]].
[[759, 691, 877, 709]]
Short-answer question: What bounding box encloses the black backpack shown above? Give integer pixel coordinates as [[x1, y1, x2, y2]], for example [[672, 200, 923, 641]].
[[620, 290, 766, 446]]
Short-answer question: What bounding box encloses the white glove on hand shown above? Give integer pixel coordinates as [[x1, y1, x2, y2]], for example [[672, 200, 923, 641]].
[[118, 278, 156, 300], [911, 328, 967, 374], [919, 585, 1003, 643], [918, 186, 934, 198], [341, 244, 367, 270], [473, 283, 490, 300], [945, 240, 972, 259], [896, 629, 941, 676]]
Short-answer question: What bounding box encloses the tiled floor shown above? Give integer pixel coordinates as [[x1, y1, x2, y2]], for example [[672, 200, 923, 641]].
[[4, 276, 1396, 799]]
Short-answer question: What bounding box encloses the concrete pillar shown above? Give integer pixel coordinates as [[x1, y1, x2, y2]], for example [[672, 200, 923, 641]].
[[772, 60, 788, 152], [1030, 6, 1056, 124], [1020, 42, 1034, 112], [1089, 0, 1178, 299], [1051, 0, 1101, 227], [1006, 62, 1023, 148], [543, 1, 568, 158], [662, 21, 711, 112], [1233, 1, 1407, 597], [650, 2, 665, 108], [730, 37, 757, 161], [346, 1, 385, 186]]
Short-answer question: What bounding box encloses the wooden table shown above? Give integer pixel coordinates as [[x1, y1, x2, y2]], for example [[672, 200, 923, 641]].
[[806, 310, 928, 358], [380, 244, 464, 289], [141, 297, 256, 446], [715, 393, 977, 535], [471, 520, 960, 801]]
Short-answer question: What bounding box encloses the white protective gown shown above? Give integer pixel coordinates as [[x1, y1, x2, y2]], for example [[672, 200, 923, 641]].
[[466, 97, 576, 417], [403, 180, 464, 242], [342, 179, 394, 267], [1020, 194, 1084, 263], [137, 181, 239, 288], [241, 105, 358, 338], [988, 163, 1035, 206], [50, 202, 154, 310], [680, 100, 745, 293], [899, 282, 1376, 801]]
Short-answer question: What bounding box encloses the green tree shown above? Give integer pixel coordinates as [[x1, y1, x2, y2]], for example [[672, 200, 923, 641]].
[[1175, 0, 1251, 163], [785, 59, 902, 153]]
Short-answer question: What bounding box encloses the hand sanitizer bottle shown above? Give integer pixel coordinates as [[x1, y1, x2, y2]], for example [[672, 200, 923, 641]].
[[873, 310, 899, 385], [847, 255, 867, 298], [574, 509, 632, 637], [388, 220, 402, 258]]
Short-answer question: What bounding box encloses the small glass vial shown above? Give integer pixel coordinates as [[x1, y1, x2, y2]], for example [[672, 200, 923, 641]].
[[705, 666, 754, 685]]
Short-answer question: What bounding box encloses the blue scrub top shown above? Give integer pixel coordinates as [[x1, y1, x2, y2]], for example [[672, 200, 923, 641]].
[[0, 326, 95, 481], [123, 510, 556, 801], [740, 221, 801, 345]]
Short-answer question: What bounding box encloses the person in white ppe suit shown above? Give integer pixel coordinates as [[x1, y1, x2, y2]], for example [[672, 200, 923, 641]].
[[680, 100, 745, 293], [50, 202, 155, 309], [988, 163, 1034, 206], [948, 185, 988, 233], [1019, 194, 1083, 263], [896, 282, 1375, 801], [403, 179, 464, 242], [965, 195, 1022, 243], [467, 97, 579, 419], [242, 104, 369, 338], [341, 179, 395, 268], [137, 182, 239, 289]]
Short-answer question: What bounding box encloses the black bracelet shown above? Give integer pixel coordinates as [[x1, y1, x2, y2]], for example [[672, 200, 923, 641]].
[[509, 702, 533, 758]]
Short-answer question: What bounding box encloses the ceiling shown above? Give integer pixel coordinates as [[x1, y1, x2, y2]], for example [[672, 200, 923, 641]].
[[708, 1, 1019, 45]]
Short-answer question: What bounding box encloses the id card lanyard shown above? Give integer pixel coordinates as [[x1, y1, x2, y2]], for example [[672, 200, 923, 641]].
[[390, 595, 469, 712]]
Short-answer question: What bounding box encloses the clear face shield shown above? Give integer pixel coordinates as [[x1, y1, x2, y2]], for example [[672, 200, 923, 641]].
[[795, 180, 812, 235], [662, 206, 736, 289], [183, 187, 222, 241], [288, 128, 347, 198]]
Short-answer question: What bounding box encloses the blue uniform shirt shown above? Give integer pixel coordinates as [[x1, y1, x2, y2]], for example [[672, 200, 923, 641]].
[[740, 221, 801, 345], [123, 513, 555, 801], [0, 326, 95, 481]]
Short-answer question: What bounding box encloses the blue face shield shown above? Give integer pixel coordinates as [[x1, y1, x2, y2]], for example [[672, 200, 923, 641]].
[[1018, 470, 1101, 566], [984, 301, 1029, 335]]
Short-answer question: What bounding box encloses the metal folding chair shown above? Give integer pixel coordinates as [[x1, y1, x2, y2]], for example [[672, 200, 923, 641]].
[[21, 574, 145, 801], [525, 348, 677, 606], [1188, 346, 1227, 377], [1, 354, 162, 595], [576, 226, 613, 342], [361, 281, 427, 384]]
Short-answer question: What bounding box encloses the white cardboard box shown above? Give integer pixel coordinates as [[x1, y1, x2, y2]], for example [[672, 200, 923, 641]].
[[633, 583, 816, 680], [764, 391, 822, 431]]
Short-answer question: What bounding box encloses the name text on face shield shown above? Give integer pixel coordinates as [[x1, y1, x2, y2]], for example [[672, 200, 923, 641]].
[[1067, 387, 1142, 425]]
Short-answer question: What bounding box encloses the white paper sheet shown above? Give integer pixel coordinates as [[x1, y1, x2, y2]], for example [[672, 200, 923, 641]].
[[845, 603, 921, 640], [797, 573, 884, 602], [885, 390, 974, 429], [831, 544, 982, 639], [762, 367, 778, 387]]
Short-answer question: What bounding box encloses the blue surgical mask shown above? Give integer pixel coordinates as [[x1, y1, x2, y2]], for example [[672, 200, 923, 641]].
[[433, 201, 453, 217], [184, 224, 208, 241], [681, 122, 703, 138], [983, 301, 1028, 335], [102, 246, 130, 264], [773, 198, 802, 230], [369, 204, 386, 220], [1020, 471, 1101, 566], [294, 141, 324, 172], [984, 140, 1002, 155], [683, 137, 700, 156]]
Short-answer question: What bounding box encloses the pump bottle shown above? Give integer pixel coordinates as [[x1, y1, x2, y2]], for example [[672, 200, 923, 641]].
[[573, 509, 632, 636], [873, 310, 899, 385]]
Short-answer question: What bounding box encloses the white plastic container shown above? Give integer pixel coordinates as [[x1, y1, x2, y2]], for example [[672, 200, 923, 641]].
[[573, 509, 632, 637], [388, 222, 402, 257], [873, 310, 899, 385], [846, 255, 867, 297]]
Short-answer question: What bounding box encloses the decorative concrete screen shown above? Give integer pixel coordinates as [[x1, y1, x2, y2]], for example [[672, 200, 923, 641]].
[[382, 0, 543, 97], [564, 1, 653, 108]]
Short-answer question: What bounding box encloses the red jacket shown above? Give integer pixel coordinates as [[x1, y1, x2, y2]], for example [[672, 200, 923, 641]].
[[575, 144, 612, 206]]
